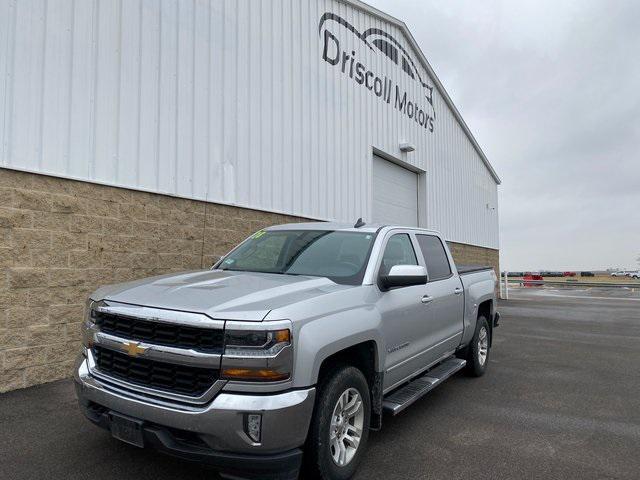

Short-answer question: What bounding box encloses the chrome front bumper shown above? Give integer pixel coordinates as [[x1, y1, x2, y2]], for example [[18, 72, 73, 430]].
[[74, 354, 316, 456]]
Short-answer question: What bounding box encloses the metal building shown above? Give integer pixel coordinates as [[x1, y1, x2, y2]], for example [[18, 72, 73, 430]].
[[0, 0, 500, 391], [0, 0, 499, 245]]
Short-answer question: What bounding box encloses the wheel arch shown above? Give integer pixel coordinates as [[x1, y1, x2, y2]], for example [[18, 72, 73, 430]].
[[477, 299, 493, 347], [314, 340, 383, 431]]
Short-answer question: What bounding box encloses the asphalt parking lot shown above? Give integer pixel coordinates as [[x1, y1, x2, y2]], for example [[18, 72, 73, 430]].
[[2, 287, 639, 480]]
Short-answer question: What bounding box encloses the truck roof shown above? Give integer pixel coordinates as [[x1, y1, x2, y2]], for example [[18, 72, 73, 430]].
[[266, 221, 442, 236]]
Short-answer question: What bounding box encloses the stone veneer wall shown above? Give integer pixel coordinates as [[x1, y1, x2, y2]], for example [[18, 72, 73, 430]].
[[0, 168, 499, 392], [447, 241, 500, 278], [0, 168, 307, 392]]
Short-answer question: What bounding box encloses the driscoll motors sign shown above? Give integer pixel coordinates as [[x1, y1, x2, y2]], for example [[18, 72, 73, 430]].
[[319, 12, 436, 133]]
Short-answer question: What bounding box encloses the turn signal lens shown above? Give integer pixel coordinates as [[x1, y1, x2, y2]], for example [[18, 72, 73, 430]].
[[274, 329, 290, 343], [221, 368, 290, 382]]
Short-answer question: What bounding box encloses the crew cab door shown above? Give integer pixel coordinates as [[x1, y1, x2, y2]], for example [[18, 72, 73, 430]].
[[415, 234, 465, 360], [375, 231, 435, 391]]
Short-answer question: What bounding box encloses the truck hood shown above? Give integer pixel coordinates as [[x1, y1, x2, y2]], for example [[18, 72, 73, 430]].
[[92, 270, 352, 321]]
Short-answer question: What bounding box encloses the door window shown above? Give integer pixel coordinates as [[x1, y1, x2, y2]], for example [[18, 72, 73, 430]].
[[380, 234, 418, 275], [416, 235, 452, 281]]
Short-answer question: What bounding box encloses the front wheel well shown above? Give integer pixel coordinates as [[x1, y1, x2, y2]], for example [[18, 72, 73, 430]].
[[317, 341, 377, 386], [316, 341, 382, 430]]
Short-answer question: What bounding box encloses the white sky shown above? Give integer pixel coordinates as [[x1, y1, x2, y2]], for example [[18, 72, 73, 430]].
[[366, 0, 640, 271]]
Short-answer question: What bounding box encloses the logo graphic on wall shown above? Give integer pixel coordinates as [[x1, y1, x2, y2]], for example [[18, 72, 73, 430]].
[[319, 12, 436, 133]]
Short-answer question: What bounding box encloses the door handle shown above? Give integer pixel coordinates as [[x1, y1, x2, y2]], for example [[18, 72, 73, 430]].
[[454, 287, 463, 295], [421, 295, 433, 304]]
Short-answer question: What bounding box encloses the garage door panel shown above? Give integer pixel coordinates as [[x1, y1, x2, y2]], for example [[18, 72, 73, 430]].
[[372, 184, 416, 207], [372, 199, 416, 227], [372, 156, 419, 227]]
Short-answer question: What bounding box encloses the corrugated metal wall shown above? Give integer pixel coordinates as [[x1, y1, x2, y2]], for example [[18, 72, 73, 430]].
[[0, 0, 499, 249]]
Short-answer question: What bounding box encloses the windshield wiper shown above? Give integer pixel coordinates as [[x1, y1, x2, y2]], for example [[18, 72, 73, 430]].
[[280, 272, 323, 278]]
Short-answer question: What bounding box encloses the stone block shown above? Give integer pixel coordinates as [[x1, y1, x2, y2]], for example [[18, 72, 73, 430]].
[[0, 328, 30, 350], [48, 304, 84, 325], [48, 269, 88, 288], [31, 211, 71, 231], [9, 268, 47, 289], [102, 217, 134, 236], [3, 347, 48, 370], [13, 228, 51, 251], [0, 248, 13, 268], [0, 207, 34, 229], [50, 194, 86, 214], [0, 368, 25, 393], [5, 306, 49, 329], [51, 232, 87, 251], [68, 215, 102, 234], [13, 189, 51, 211], [45, 341, 78, 364], [27, 324, 66, 346]]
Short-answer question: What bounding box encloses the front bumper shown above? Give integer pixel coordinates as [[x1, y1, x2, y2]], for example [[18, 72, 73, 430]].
[[74, 355, 315, 478]]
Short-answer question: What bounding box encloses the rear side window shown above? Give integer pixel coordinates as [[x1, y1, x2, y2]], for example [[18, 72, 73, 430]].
[[416, 235, 451, 281], [380, 234, 418, 275]]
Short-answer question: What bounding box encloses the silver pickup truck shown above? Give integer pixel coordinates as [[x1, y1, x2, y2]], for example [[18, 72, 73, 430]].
[[75, 222, 499, 480]]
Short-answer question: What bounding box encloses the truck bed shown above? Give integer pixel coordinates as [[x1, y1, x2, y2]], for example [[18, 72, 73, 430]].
[[456, 264, 494, 275]]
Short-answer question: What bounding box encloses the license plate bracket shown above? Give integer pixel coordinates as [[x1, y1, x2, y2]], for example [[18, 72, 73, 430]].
[[109, 413, 144, 448]]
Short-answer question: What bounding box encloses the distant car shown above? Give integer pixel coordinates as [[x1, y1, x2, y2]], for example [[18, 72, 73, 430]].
[[523, 272, 543, 286], [542, 271, 563, 277], [627, 271, 639, 279], [611, 271, 628, 277], [580, 271, 595, 277], [563, 271, 576, 277]]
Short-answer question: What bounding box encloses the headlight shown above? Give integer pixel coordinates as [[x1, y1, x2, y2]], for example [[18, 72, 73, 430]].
[[221, 322, 293, 382], [224, 329, 290, 356]]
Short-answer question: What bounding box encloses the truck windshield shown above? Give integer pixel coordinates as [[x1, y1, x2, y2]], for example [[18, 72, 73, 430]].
[[217, 230, 377, 285]]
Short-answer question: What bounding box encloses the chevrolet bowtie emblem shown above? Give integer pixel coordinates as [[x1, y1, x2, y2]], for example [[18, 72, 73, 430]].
[[122, 341, 148, 357]]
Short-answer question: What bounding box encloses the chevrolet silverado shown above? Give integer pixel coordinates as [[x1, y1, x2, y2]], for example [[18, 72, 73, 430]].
[[75, 222, 499, 480]]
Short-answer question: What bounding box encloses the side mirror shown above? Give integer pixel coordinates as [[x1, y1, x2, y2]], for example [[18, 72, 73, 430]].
[[380, 265, 428, 290]]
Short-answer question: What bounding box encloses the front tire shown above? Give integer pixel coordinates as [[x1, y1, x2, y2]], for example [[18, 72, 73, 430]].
[[465, 315, 491, 377], [304, 366, 371, 480]]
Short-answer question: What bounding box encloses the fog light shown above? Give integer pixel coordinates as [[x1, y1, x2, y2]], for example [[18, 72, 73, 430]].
[[245, 413, 262, 443]]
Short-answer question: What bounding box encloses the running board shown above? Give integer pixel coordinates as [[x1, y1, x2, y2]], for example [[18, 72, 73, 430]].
[[382, 357, 466, 415]]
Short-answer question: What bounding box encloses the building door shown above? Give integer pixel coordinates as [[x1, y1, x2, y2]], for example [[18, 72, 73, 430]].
[[372, 155, 419, 226]]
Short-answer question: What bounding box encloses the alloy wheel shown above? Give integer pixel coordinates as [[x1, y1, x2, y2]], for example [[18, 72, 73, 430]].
[[329, 387, 364, 467], [478, 326, 489, 366]]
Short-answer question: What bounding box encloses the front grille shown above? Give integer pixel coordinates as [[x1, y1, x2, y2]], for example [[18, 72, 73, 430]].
[[93, 346, 218, 396], [94, 312, 224, 353]]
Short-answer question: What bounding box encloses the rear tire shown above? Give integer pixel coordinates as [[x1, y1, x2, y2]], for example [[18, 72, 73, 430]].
[[465, 315, 491, 377], [304, 366, 371, 480]]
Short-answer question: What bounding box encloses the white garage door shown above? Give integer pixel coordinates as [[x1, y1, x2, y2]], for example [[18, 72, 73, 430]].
[[372, 155, 419, 226]]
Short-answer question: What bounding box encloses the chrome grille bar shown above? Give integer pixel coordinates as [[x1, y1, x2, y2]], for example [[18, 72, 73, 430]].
[[93, 331, 222, 368]]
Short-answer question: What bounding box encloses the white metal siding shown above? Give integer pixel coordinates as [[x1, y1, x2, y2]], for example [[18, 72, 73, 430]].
[[0, 0, 499, 249], [372, 156, 418, 227]]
